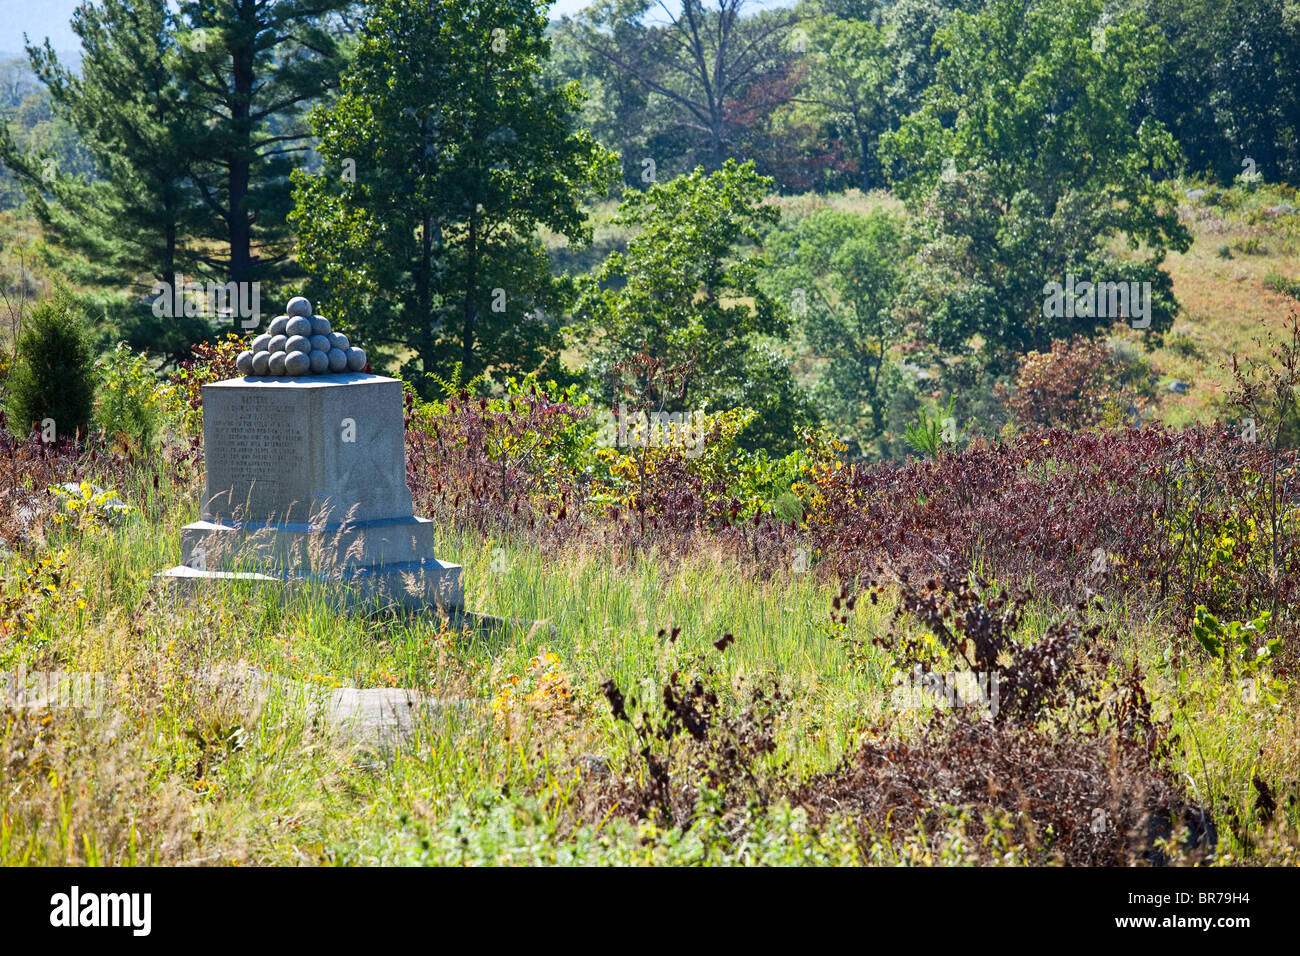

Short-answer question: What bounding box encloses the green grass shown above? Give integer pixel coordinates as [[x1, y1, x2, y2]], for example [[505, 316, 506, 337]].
[[0, 461, 892, 864], [2, 455, 1296, 866]]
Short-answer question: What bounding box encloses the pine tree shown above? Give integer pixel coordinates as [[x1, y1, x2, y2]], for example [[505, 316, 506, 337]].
[[0, 0, 202, 289], [173, 0, 351, 285], [5, 288, 95, 440]]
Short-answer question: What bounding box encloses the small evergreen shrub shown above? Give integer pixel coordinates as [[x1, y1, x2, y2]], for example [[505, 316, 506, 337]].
[[5, 290, 94, 441]]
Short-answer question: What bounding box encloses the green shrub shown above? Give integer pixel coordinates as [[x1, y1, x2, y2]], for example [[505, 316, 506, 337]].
[[1166, 331, 1203, 359], [1265, 272, 1300, 300], [5, 289, 94, 440], [94, 343, 169, 452]]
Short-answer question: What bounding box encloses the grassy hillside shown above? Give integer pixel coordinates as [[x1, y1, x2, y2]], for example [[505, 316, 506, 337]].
[[3, 423, 1298, 866], [2, 180, 1298, 866]]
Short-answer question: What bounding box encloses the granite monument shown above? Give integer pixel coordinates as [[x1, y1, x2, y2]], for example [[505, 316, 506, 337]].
[[157, 297, 463, 610]]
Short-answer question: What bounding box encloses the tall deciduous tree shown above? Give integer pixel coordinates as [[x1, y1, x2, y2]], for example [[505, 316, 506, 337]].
[[787, 15, 890, 190], [571, 0, 801, 171], [573, 160, 814, 451], [880, 0, 1191, 365], [762, 208, 907, 448], [292, 0, 616, 388], [1136, 0, 1300, 183]]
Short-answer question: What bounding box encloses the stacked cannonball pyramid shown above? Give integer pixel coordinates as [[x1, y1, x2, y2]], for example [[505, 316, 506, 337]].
[[235, 296, 367, 377]]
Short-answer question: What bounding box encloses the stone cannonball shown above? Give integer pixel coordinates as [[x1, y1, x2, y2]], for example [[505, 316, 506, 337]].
[[345, 347, 367, 372], [251, 351, 270, 375], [268, 315, 289, 337], [308, 333, 330, 353], [236, 350, 255, 376], [268, 334, 288, 353], [310, 315, 331, 336], [284, 351, 311, 376], [285, 316, 313, 338], [286, 296, 312, 317], [251, 333, 272, 353], [286, 334, 311, 354], [309, 349, 330, 374], [326, 347, 348, 372], [328, 331, 349, 351], [267, 351, 287, 376]]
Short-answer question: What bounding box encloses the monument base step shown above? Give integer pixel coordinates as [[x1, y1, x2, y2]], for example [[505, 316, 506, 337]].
[[179, 516, 440, 572], [154, 557, 463, 611]]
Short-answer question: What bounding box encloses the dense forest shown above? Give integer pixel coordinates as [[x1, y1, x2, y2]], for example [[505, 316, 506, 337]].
[[2, 0, 1297, 456]]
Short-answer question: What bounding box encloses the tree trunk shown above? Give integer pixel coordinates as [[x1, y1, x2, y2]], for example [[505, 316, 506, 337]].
[[419, 209, 434, 379], [462, 211, 478, 372], [858, 125, 873, 191], [163, 219, 176, 289], [227, 0, 256, 285]]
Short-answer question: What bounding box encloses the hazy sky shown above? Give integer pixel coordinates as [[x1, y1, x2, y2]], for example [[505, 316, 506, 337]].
[[1, 0, 81, 53], [0, 0, 599, 55], [1, 0, 797, 60]]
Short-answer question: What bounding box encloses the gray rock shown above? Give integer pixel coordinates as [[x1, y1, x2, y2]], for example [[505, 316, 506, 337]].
[[309, 349, 330, 374], [286, 296, 312, 317], [328, 331, 349, 351], [1186, 188, 1206, 200], [268, 334, 288, 353], [286, 334, 311, 354], [284, 351, 311, 376], [1168, 380, 1190, 394], [577, 754, 610, 779], [1266, 204, 1297, 217], [286, 316, 313, 338], [346, 347, 367, 372], [268, 315, 290, 337], [900, 361, 933, 381], [236, 350, 255, 376], [309, 333, 330, 353], [267, 352, 287, 376], [251, 351, 270, 375], [327, 347, 348, 372], [310, 316, 331, 336], [252, 333, 272, 352]]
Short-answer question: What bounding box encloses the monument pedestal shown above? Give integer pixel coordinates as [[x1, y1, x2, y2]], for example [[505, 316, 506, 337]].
[[155, 373, 463, 610]]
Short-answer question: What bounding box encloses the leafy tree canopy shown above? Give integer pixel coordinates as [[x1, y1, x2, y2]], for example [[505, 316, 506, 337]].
[[292, 0, 617, 391]]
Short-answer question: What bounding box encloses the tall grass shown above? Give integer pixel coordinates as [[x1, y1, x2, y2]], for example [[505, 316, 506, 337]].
[[2, 447, 1296, 865]]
